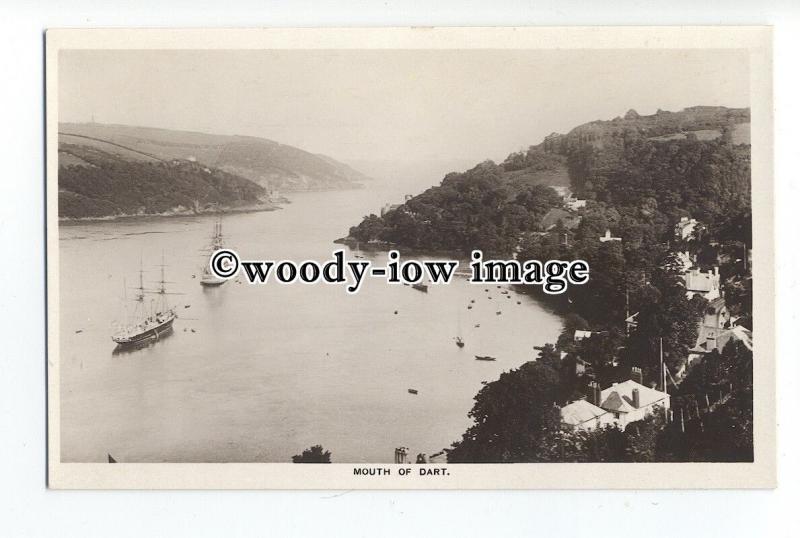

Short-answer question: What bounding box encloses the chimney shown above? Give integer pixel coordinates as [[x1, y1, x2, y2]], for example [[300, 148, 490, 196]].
[[587, 382, 597, 406], [588, 382, 602, 407], [632, 388, 640, 408], [631, 367, 643, 385]]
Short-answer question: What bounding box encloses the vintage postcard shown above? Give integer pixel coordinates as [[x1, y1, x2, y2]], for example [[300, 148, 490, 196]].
[[46, 27, 775, 489]]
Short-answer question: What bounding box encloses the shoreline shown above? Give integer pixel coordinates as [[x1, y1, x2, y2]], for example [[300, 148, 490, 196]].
[[58, 202, 282, 225]]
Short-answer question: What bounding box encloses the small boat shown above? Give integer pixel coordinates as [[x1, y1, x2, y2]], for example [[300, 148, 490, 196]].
[[394, 310, 398, 315], [517, 301, 521, 304], [470, 299, 475, 303], [108, 454, 117, 463], [467, 306, 472, 310], [496, 311, 502, 315], [455, 337, 465, 348], [190, 328, 196, 333], [474, 324, 480, 328], [408, 389, 418, 395], [75, 329, 83, 334], [475, 355, 496, 362], [184, 304, 191, 308], [412, 283, 428, 292]]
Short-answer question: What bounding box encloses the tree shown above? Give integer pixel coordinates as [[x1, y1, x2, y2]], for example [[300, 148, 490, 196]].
[[291, 445, 332, 463], [447, 361, 562, 462]]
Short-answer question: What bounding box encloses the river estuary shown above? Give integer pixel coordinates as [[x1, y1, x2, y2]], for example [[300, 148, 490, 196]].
[[59, 175, 563, 463]]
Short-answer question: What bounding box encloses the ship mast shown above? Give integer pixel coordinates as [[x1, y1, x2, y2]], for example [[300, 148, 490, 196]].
[[157, 251, 169, 313]]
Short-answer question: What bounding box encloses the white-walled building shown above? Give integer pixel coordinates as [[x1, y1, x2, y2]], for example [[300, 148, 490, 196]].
[[675, 216, 699, 240], [561, 379, 670, 431], [683, 267, 721, 300], [599, 229, 622, 243]]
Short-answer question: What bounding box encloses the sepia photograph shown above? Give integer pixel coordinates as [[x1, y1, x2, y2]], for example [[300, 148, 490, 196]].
[[45, 27, 774, 488]]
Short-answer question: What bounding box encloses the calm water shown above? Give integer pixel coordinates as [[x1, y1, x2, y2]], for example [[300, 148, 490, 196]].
[[59, 178, 563, 463]]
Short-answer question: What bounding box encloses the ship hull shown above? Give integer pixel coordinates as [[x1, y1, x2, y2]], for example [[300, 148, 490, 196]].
[[200, 278, 226, 287], [112, 317, 175, 346]]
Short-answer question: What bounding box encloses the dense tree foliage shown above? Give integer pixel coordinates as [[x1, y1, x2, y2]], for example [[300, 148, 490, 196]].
[[59, 144, 266, 218], [348, 107, 753, 463], [291, 445, 332, 463], [447, 360, 562, 462], [348, 161, 563, 256]]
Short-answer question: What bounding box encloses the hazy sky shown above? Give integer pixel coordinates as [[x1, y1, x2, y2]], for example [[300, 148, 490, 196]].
[[59, 49, 749, 163]]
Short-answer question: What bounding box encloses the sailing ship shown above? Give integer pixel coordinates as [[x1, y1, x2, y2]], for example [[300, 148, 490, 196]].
[[200, 218, 227, 287], [112, 257, 177, 346]]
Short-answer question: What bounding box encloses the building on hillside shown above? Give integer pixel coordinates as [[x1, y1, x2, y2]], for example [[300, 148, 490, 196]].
[[560, 399, 616, 431], [560, 379, 670, 431], [690, 324, 752, 358], [574, 330, 592, 341], [599, 229, 622, 242], [715, 325, 753, 352], [694, 297, 730, 347], [566, 197, 587, 211], [675, 216, 699, 241], [599, 380, 670, 428], [683, 267, 720, 300]]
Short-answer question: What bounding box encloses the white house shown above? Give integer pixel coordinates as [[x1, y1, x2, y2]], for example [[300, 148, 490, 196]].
[[599, 229, 622, 242], [675, 216, 699, 240], [574, 330, 593, 341], [683, 267, 720, 300], [599, 380, 670, 428], [560, 399, 617, 430], [561, 379, 670, 431]]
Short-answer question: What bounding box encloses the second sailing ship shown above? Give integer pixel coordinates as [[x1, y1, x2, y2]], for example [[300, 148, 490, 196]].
[[200, 218, 227, 287]]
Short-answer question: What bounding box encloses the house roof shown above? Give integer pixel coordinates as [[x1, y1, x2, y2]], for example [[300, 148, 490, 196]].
[[717, 326, 753, 351], [600, 380, 668, 412], [561, 399, 609, 426], [707, 297, 727, 313]]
